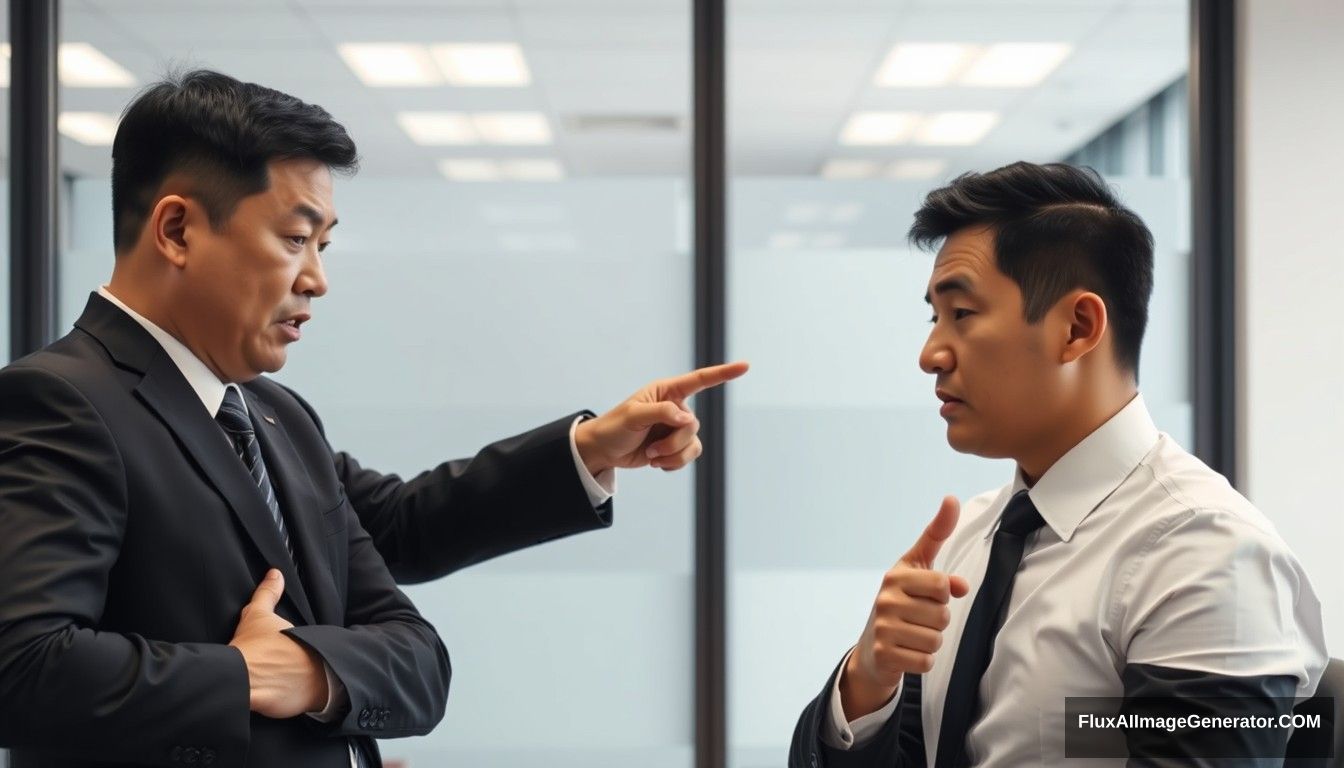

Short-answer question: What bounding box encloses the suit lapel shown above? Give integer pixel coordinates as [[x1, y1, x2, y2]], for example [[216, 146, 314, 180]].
[[244, 391, 343, 626], [75, 292, 316, 625]]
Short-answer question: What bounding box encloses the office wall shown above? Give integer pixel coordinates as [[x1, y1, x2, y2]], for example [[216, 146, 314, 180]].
[[1239, 0, 1344, 655]]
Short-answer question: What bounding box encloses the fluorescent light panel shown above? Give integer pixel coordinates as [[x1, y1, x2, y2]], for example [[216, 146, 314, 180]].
[[59, 43, 136, 87], [472, 112, 552, 145], [959, 43, 1072, 87], [821, 159, 881, 179], [914, 112, 1000, 145], [439, 159, 564, 181], [887, 158, 948, 179], [397, 112, 479, 145], [840, 112, 919, 145], [339, 43, 441, 86], [2, 43, 134, 87], [431, 43, 530, 86], [58, 112, 120, 145], [875, 43, 976, 87]]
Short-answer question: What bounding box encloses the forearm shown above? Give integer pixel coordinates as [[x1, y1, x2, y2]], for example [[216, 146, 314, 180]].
[[0, 625, 250, 764], [338, 412, 611, 583], [284, 619, 450, 738]]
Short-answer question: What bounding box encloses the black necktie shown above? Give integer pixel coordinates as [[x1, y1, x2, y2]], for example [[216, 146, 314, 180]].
[[935, 490, 1046, 768], [216, 387, 294, 562]]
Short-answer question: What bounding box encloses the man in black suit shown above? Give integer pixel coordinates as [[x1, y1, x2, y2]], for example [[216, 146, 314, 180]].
[[0, 70, 744, 767]]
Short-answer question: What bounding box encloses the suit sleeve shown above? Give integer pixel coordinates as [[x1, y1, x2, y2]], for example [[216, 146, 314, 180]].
[[283, 500, 452, 738], [283, 385, 612, 584], [790, 657, 926, 768], [0, 365, 251, 766]]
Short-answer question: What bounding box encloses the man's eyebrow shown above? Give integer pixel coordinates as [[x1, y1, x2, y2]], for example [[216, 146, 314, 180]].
[[291, 204, 338, 230], [923, 275, 973, 304]]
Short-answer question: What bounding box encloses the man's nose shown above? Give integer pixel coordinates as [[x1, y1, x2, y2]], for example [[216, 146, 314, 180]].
[[919, 332, 954, 374], [297, 250, 327, 298]]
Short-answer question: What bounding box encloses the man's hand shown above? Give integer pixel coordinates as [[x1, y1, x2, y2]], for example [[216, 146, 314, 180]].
[[228, 569, 329, 719], [840, 497, 970, 719], [574, 361, 749, 476]]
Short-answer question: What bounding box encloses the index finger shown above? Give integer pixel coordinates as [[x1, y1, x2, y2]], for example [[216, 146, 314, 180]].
[[658, 361, 750, 400]]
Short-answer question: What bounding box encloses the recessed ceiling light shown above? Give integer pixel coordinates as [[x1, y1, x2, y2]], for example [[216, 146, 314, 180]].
[[58, 43, 136, 87], [339, 43, 441, 86], [914, 112, 1000, 146], [887, 158, 948, 179], [431, 43, 531, 87], [840, 112, 920, 145], [501, 159, 564, 180], [58, 112, 120, 145], [959, 43, 1072, 87], [821, 159, 881, 179], [397, 112, 479, 145], [472, 112, 552, 145], [438, 159, 501, 181], [875, 43, 977, 88]]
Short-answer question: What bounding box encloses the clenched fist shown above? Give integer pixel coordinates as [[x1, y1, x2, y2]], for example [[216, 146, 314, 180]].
[[840, 496, 970, 719]]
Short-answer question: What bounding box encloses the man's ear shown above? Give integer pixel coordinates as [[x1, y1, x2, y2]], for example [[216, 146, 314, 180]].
[[1059, 290, 1107, 364], [148, 194, 196, 268]]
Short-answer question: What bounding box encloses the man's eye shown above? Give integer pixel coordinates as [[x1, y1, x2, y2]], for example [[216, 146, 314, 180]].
[[288, 235, 309, 247], [953, 308, 974, 320], [318, 242, 331, 253]]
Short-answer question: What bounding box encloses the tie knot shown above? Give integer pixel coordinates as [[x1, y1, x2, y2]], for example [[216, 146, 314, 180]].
[[216, 387, 253, 435], [998, 491, 1046, 537]]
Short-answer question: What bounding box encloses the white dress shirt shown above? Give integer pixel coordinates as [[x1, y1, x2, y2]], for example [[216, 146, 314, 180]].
[[824, 393, 1328, 766], [98, 286, 615, 764]]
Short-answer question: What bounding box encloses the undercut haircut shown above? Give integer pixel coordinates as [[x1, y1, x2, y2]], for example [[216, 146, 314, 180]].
[[909, 161, 1154, 375], [110, 69, 359, 254]]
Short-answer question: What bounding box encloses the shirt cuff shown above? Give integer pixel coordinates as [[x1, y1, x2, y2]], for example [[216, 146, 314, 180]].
[[822, 648, 903, 751], [306, 661, 348, 723], [569, 414, 615, 507]]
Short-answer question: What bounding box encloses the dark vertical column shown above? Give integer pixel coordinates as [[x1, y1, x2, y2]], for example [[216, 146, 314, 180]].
[[1189, 0, 1238, 486], [693, 0, 727, 766], [9, 0, 60, 360]]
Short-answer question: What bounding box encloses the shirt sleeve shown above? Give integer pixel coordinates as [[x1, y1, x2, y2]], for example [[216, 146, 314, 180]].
[[822, 647, 904, 750], [1118, 507, 1328, 699], [306, 661, 349, 723], [569, 415, 615, 507]]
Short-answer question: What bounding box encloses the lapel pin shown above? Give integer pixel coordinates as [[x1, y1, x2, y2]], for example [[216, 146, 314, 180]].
[[263, 415, 276, 425]]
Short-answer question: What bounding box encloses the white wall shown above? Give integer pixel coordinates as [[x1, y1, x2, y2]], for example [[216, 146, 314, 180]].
[[1239, 0, 1344, 656]]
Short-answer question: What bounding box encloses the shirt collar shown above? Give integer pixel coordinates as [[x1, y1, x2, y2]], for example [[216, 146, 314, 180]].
[[996, 393, 1159, 543], [97, 285, 244, 418]]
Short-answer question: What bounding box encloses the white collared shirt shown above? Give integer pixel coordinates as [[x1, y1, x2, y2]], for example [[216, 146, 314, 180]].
[[825, 394, 1328, 766]]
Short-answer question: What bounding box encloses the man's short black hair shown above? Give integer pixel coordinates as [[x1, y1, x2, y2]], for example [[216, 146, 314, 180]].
[[111, 69, 359, 253], [909, 161, 1154, 375]]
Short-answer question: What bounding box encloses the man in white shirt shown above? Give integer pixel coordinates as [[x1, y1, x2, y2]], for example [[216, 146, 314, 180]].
[[789, 161, 1328, 768]]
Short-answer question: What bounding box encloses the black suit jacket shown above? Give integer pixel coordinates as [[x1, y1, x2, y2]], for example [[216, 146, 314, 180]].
[[0, 294, 608, 767]]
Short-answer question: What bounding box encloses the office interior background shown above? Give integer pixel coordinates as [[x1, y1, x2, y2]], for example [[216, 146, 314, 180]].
[[2, 1, 1340, 766]]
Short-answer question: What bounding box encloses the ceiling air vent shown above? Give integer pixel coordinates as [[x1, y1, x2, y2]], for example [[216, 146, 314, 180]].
[[561, 114, 684, 134]]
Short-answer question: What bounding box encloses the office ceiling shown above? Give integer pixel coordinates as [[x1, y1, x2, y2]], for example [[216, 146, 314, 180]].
[[3, 0, 1187, 179]]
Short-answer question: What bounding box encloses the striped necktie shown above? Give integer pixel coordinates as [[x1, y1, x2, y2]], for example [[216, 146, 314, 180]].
[[216, 387, 294, 561]]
